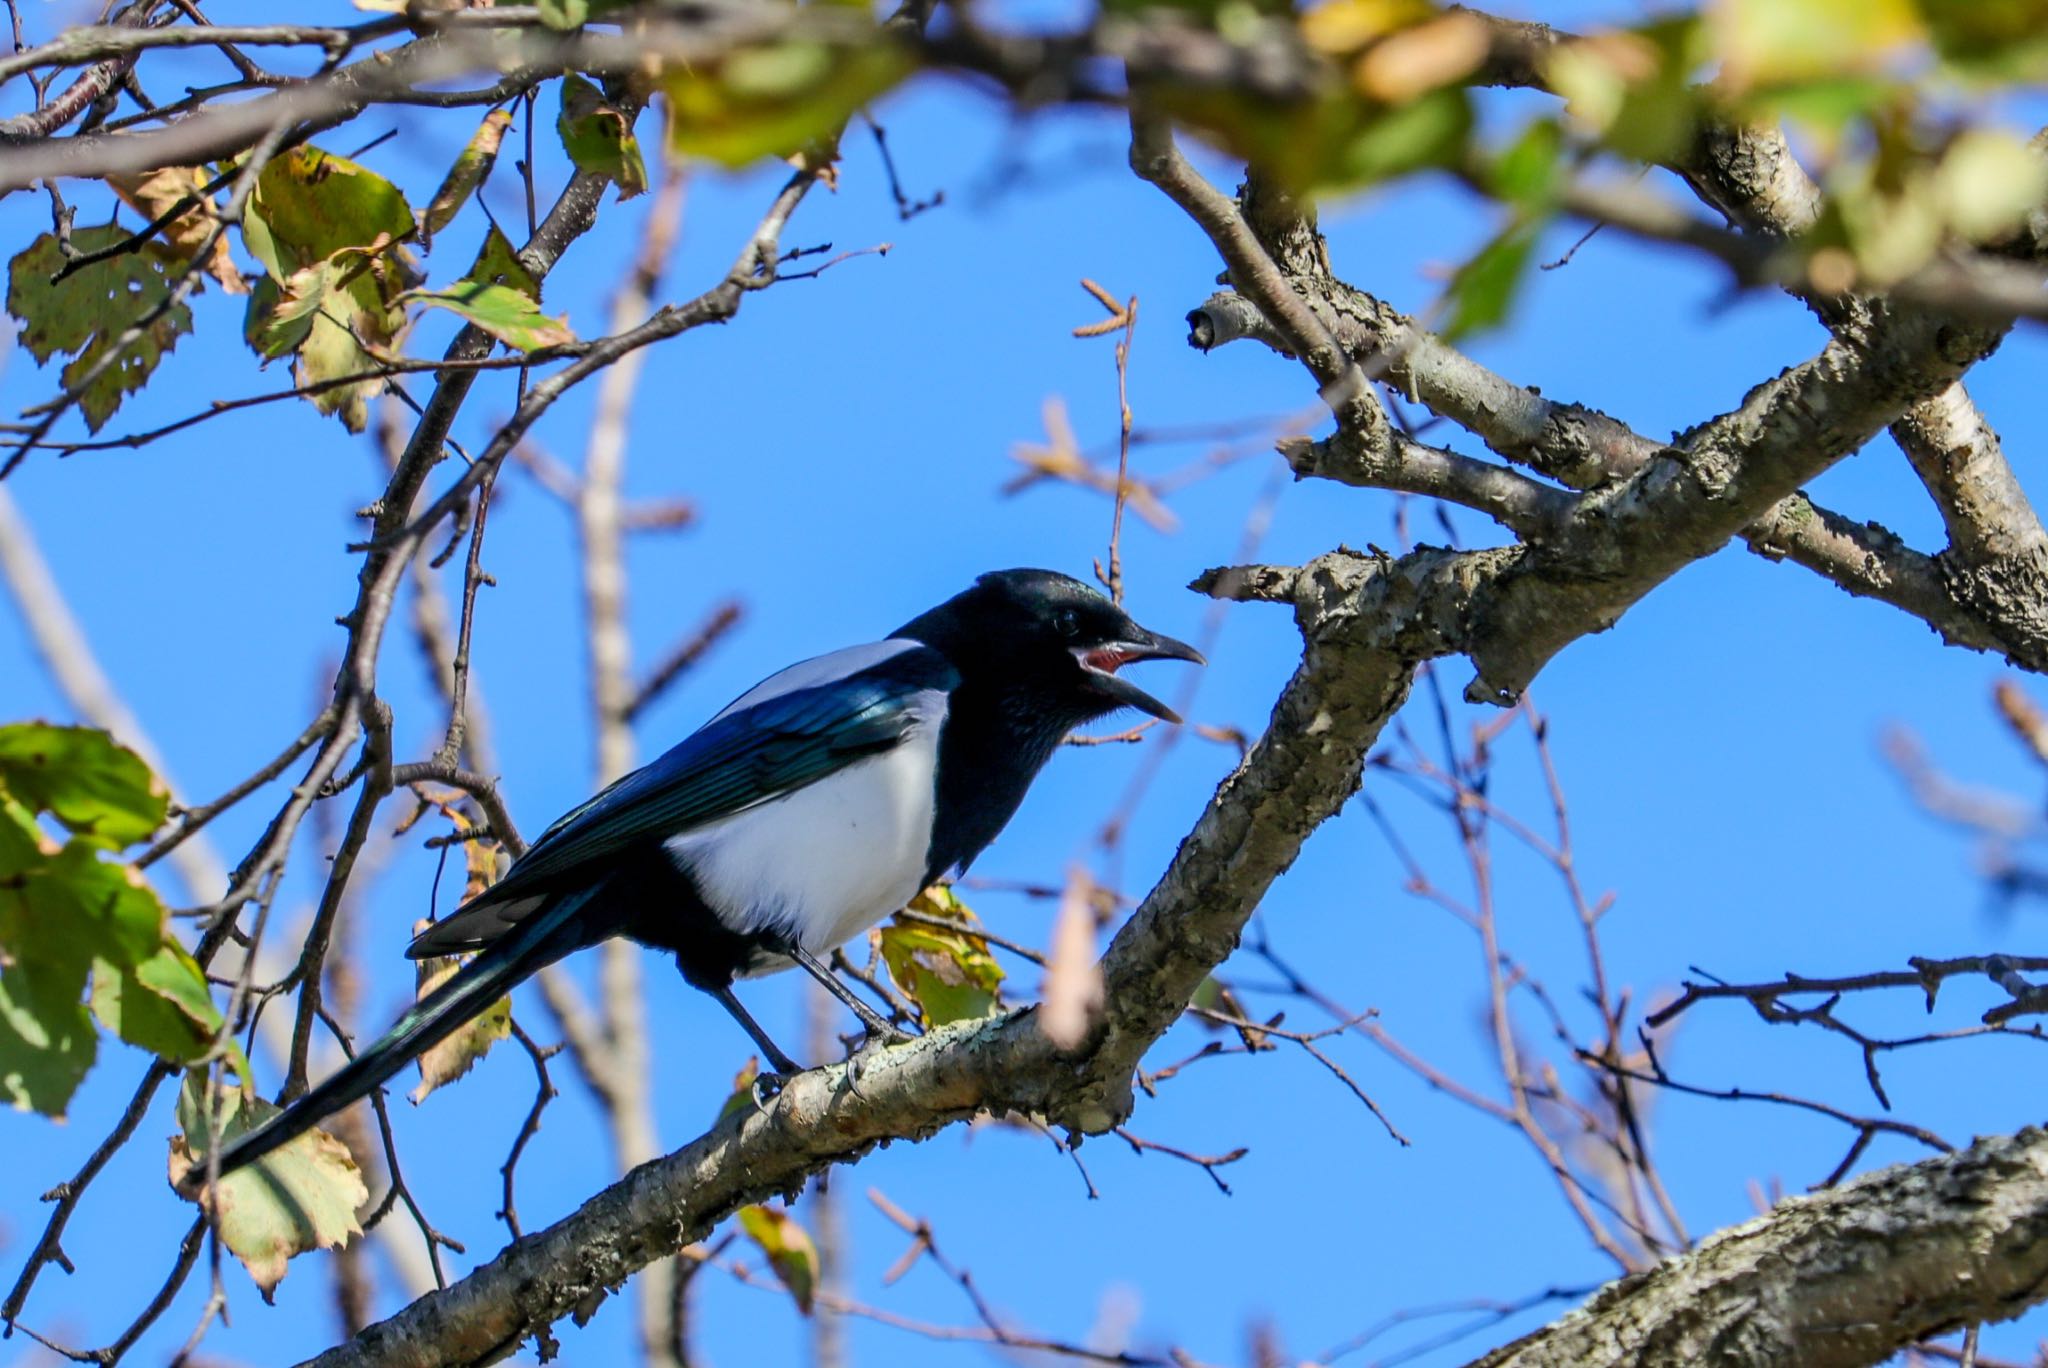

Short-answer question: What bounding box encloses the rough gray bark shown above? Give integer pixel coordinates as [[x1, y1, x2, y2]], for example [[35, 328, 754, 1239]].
[[1681, 120, 2048, 667], [18, 7, 2035, 1364], [1467, 1127, 2048, 1368], [1183, 205, 2035, 673], [302, 562, 1425, 1366], [291, 72, 2048, 1368]]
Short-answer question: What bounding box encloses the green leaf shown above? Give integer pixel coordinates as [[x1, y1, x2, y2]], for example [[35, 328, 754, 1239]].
[[878, 888, 1003, 1027], [0, 723, 166, 848], [1489, 118, 1563, 212], [0, 729, 222, 1111], [1750, 75, 1899, 138], [245, 146, 415, 275], [1342, 86, 1471, 183], [465, 225, 541, 303], [660, 41, 909, 168], [538, 0, 589, 28], [422, 109, 513, 248], [1544, 18, 1710, 164], [0, 964, 96, 1117], [3, 842, 169, 981], [737, 1205, 818, 1314], [5, 225, 194, 434], [1440, 220, 1540, 341], [91, 941, 222, 1066], [242, 146, 415, 431], [169, 1075, 368, 1298], [0, 792, 50, 870], [1298, 0, 1438, 53], [1150, 83, 1471, 195], [249, 236, 407, 429], [242, 273, 282, 354], [558, 75, 648, 200], [537, 0, 645, 24], [407, 936, 511, 1103], [717, 1056, 762, 1122], [402, 281, 575, 353], [1920, 0, 2048, 78], [1714, 0, 1922, 92], [1935, 128, 2048, 242]]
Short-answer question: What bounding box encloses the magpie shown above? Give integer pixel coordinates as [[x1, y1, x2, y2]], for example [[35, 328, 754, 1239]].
[[202, 569, 1200, 1180]]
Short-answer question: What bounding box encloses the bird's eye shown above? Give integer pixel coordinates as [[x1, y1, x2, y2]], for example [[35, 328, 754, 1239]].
[[1053, 609, 1081, 639]]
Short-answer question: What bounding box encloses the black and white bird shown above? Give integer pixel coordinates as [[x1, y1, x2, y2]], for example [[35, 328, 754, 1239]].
[[207, 569, 1200, 1178]]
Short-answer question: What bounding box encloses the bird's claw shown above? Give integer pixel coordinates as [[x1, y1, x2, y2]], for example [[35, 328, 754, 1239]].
[[749, 1070, 790, 1108], [840, 1021, 916, 1101]]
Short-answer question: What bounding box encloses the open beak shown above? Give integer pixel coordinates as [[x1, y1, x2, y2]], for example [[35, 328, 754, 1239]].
[[1074, 628, 1205, 724]]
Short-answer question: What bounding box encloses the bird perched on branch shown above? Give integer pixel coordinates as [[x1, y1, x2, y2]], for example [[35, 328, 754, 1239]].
[[201, 569, 1201, 1181]]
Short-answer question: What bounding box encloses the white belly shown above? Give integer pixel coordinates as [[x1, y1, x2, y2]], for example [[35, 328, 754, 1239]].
[[665, 691, 945, 962]]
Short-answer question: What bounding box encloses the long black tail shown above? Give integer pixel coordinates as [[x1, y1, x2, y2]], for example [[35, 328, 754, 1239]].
[[204, 891, 591, 1181]]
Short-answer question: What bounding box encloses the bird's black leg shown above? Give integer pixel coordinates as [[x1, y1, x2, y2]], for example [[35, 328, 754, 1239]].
[[708, 984, 803, 1079], [783, 943, 914, 1045]]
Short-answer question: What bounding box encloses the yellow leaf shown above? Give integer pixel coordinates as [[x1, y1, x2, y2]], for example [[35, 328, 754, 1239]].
[[169, 1076, 366, 1298], [1710, 0, 1923, 93], [1936, 129, 2048, 242], [879, 887, 1003, 1027], [1353, 12, 1489, 104], [1299, 0, 1435, 55], [408, 921, 513, 1103], [737, 1205, 817, 1313]]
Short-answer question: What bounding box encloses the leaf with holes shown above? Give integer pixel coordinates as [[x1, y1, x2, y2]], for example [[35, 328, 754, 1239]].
[[0, 723, 166, 848], [5, 226, 194, 434], [738, 1204, 818, 1314], [108, 165, 247, 294], [169, 1075, 367, 1298]]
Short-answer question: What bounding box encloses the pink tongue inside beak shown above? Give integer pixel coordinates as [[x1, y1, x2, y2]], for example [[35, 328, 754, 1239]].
[[1081, 647, 1134, 673]]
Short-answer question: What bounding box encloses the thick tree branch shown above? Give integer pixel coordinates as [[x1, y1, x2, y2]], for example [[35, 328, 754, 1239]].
[[301, 542, 1429, 1365], [1674, 119, 2048, 669], [1465, 1126, 2048, 1368], [1186, 182, 2042, 671]]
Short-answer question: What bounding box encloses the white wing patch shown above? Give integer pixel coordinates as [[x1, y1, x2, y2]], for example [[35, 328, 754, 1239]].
[[712, 639, 924, 721], [668, 686, 948, 965]]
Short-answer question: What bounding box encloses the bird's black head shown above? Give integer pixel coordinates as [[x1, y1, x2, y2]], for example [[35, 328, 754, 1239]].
[[896, 569, 1204, 724]]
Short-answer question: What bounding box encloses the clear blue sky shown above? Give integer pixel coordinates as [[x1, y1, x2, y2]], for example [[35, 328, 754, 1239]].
[[5, 2, 2048, 1364]]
